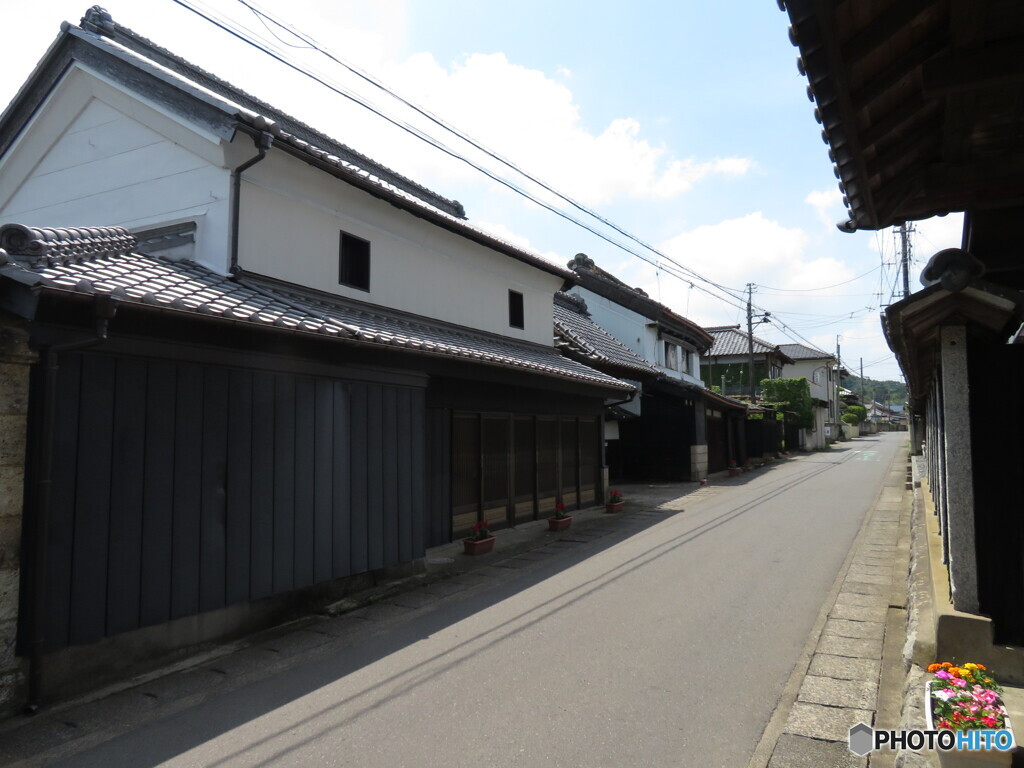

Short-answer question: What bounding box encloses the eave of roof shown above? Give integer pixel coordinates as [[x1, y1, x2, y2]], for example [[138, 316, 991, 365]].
[[0, 224, 630, 393], [782, 0, 1024, 231], [552, 293, 662, 379], [566, 254, 713, 351], [778, 342, 834, 361], [882, 278, 1023, 403], [703, 327, 795, 363], [0, 10, 572, 282], [702, 388, 749, 412]]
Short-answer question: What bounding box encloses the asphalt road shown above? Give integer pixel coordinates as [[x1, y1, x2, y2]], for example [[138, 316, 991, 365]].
[[31, 433, 904, 768]]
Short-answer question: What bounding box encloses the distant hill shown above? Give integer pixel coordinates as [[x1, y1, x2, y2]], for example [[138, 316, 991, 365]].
[[841, 376, 907, 405]]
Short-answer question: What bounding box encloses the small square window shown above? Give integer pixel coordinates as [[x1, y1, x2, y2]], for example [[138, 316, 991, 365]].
[[339, 231, 370, 291], [508, 290, 524, 329]]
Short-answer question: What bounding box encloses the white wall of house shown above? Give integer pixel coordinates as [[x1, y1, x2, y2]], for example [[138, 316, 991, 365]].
[[0, 65, 233, 273], [781, 356, 837, 449], [238, 150, 561, 345], [0, 64, 564, 344], [565, 287, 651, 359], [568, 286, 704, 388]]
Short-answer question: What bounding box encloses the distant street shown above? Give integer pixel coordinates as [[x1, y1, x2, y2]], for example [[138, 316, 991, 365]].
[[37, 433, 904, 768]]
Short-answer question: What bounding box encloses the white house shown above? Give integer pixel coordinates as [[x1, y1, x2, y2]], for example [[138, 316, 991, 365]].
[[0, 7, 632, 711], [561, 253, 742, 480], [778, 343, 839, 449]]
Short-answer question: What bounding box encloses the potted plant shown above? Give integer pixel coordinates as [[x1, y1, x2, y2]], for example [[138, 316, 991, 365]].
[[924, 661, 1014, 766], [741, 459, 752, 473], [728, 459, 741, 477], [605, 489, 624, 513], [463, 519, 496, 555], [548, 501, 573, 531]]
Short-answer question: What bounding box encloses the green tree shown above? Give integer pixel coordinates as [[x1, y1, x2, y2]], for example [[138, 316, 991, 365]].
[[759, 378, 814, 429], [843, 404, 867, 424]]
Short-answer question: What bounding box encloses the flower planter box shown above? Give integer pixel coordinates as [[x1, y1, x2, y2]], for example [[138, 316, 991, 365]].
[[605, 501, 624, 514], [728, 467, 741, 477], [463, 536, 496, 556], [924, 684, 1015, 767], [548, 516, 573, 531]]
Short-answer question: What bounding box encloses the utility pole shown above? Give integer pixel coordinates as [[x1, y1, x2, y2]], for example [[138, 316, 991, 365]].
[[860, 357, 865, 406], [899, 222, 915, 299], [835, 335, 841, 426], [746, 283, 771, 401], [747, 283, 755, 401]]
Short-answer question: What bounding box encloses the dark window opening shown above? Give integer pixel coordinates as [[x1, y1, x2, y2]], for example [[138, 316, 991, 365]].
[[508, 290, 524, 329], [339, 232, 370, 291]]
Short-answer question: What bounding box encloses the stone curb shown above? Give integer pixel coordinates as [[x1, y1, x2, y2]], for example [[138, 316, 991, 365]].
[[749, 439, 913, 768]]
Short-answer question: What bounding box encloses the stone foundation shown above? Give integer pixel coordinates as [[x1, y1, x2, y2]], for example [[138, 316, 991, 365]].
[[0, 316, 35, 714], [690, 443, 708, 482]]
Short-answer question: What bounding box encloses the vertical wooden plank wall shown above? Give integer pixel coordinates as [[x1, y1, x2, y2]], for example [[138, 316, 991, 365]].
[[34, 351, 427, 652]]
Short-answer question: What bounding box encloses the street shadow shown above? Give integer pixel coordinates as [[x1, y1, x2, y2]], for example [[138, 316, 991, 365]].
[[27, 442, 892, 767]]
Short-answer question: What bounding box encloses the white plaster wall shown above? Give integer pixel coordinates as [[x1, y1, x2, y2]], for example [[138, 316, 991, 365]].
[[568, 286, 705, 387], [0, 66, 232, 273], [238, 150, 561, 344], [568, 287, 652, 360], [780, 357, 836, 449]]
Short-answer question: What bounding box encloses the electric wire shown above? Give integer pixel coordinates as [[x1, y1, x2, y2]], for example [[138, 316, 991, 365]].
[[753, 264, 881, 292], [171, 0, 898, 374], [234, 0, 752, 299], [171, 0, 759, 316]]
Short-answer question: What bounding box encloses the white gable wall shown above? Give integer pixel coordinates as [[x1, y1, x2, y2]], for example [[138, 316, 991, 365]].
[[238, 149, 561, 345], [0, 65, 232, 272], [569, 285, 704, 387], [782, 357, 834, 404], [569, 287, 652, 359], [781, 356, 836, 449], [0, 64, 565, 342]]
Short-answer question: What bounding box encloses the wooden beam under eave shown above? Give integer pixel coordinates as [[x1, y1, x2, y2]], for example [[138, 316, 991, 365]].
[[867, 155, 935, 225], [865, 126, 941, 184], [921, 36, 1024, 96], [841, 0, 940, 68], [858, 95, 936, 151], [923, 156, 1024, 206], [850, 37, 945, 112]]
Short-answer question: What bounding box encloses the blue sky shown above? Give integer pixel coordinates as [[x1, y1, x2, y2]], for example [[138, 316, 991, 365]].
[[1, 1, 964, 383]]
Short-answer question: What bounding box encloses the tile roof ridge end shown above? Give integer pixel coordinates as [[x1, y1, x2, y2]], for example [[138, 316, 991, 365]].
[[0, 223, 136, 268]]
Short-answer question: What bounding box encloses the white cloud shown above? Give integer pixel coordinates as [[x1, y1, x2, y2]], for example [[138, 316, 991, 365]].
[[373, 52, 751, 206], [805, 188, 844, 229]]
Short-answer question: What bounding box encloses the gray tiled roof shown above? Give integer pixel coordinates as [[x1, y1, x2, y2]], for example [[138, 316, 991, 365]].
[[553, 292, 661, 377], [778, 343, 833, 361], [0, 225, 631, 392], [3, 10, 570, 281], [704, 326, 778, 357]]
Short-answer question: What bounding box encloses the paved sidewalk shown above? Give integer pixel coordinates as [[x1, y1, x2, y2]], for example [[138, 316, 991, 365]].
[[750, 442, 913, 768]]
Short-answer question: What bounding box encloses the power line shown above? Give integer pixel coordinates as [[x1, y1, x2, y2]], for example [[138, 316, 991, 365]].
[[754, 265, 880, 292], [172, 0, 767, 323], [229, 0, 753, 303], [171, 0, 870, 357]]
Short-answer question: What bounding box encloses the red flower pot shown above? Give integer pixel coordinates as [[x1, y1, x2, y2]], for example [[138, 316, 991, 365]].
[[463, 536, 496, 555], [605, 501, 624, 514], [548, 516, 573, 531]]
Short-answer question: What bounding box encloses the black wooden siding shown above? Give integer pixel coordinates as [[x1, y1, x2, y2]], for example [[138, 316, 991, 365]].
[[33, 351, 427, 653], [618, 393, 697, 481], [971, 336, 1024, 645], [449, 412, 601, 540]]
